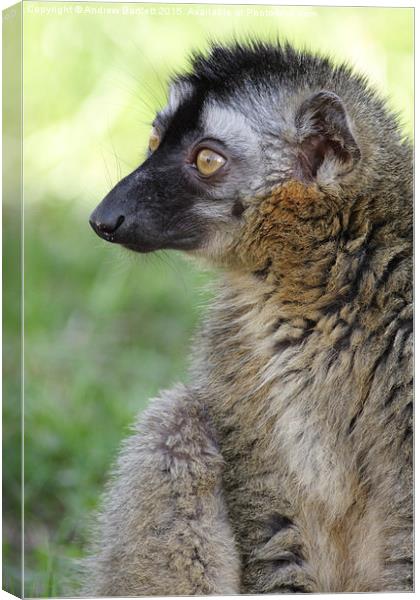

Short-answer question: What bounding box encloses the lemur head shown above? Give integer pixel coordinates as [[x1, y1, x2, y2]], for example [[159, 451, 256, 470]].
[[90, 42, 403, 270]]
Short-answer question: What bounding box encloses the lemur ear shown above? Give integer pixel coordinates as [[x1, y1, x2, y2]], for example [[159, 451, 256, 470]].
[[295, 91, 360, 181]]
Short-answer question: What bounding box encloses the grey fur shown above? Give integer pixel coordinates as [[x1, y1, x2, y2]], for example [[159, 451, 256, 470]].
[[84, 42, 412, 595]]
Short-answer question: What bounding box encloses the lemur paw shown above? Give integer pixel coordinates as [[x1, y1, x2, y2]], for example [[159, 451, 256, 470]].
[[245, 524, 314, 593]]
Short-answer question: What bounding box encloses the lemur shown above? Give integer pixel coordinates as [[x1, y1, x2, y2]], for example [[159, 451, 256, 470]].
[[86, 41, 413, 594]]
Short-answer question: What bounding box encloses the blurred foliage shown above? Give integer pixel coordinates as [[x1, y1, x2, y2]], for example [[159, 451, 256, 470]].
[[2, 1, 413, 596]]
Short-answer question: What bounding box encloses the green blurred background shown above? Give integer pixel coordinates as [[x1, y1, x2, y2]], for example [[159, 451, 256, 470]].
[[3, 2, 413, 596]]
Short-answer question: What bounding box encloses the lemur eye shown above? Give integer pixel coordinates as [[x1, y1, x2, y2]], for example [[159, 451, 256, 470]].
[[196, 148, 226, 176], [148, 127, 160, 152]]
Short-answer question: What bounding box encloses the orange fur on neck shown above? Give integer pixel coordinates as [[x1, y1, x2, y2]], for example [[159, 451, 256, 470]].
[[231, 181, 342, 310]]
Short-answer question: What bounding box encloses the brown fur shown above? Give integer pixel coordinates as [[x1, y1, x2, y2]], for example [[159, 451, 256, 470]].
[[190, 178, 412, 593], [84, 176, 412, 594]]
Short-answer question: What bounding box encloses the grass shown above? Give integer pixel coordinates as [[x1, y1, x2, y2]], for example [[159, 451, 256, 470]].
[[3, 198, 211, 596]]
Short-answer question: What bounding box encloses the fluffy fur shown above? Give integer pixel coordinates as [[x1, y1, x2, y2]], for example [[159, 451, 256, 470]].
[[84, 42, 412, 594]]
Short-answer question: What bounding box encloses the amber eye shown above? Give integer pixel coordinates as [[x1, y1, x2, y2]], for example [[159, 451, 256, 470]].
[[148, 127, 160, 152], [195, 148, 226, 176]]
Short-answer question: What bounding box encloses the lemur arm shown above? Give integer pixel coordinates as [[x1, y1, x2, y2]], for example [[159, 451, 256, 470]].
[[83, 385, 240, 596]]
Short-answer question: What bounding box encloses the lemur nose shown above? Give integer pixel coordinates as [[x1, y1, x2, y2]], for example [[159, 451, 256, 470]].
[[89, 214, 125, 238]]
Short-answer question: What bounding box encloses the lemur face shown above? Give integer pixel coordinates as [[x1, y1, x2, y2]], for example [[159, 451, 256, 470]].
[[90, 82, 268, 259], [90, 43, 360, 265]]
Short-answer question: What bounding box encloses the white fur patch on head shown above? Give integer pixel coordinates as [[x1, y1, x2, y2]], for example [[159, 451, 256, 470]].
[[159, 80, 194, 122], [168, 80, 194, 112], [200, 101, 258, 156]]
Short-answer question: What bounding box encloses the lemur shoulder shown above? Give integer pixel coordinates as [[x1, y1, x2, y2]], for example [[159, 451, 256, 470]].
[[86, 41, 412, 594]]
